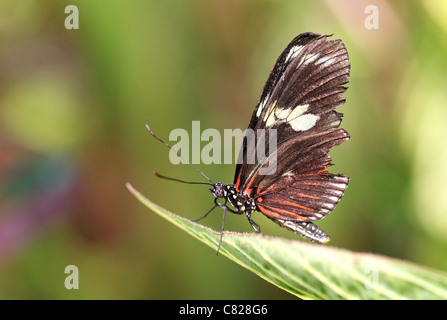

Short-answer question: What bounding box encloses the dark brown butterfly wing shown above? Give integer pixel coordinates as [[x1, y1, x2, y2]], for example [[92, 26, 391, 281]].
[[234, 32, 350, 225]]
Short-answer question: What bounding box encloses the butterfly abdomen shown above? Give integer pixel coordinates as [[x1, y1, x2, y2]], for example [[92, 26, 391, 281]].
[[268, 218, 331, 244]]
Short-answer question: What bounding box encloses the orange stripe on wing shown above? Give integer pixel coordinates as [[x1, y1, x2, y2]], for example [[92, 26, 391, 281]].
[[257, 203, 312, 220], [318, 166, 328, 174], [256, 183, 276, 196], [293, 192, 320, 200], [244, 172, 259, 196], [278, 200, 317, 211]]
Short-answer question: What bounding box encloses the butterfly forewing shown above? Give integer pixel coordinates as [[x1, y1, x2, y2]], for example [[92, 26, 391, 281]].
[[234, 32, 351, 231]]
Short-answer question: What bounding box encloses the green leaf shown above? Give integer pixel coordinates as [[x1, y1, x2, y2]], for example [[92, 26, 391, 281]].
[[127, 183, 447, 300]]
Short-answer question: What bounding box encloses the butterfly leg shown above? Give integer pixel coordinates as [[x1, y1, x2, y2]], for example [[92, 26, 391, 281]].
[[216, 204, 227, 256], [192, 197, 239, 223], [192, 203, 218, 222], [245, 211, 261, 233]]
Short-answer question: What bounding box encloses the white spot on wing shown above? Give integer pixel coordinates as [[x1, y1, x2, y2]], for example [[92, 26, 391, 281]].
[[328, 181, 348, 189], [316, 55, 330, 64], [265, 112, 277, 127], [275, 107, 289, 119], [290, 45, 304, 60], [324, 195, 340, 202], [289, 113, 320, 131], [263, 103, 315, 129], [285, 48, 294, 62], [287, 104, 309, 121], [256, 93, 270, 117], [263, 100, 278, 126], [321, 57, 336, 68], [330, 189, 344, 197], [328, 119, 341, 128], [282, 170, 294, 177], [304, 53, 320, 65], [285, 45, 304, 62]]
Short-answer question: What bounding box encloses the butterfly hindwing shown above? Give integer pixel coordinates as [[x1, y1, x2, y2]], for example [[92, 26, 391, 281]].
[[256, 173, 350, 221]]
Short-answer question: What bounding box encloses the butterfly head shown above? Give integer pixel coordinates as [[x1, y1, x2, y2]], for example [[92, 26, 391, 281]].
[[210, 182, 225, 199]]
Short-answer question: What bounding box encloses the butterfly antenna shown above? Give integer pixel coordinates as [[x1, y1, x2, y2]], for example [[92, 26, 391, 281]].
[[153, 171, 212, 186], [146, 124, 214, 184]]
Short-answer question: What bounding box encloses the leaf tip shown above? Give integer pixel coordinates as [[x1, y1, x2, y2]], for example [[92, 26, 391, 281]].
[[125, 182, 137, 195]]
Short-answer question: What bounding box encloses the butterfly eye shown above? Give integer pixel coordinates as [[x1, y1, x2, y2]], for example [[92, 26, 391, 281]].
[[211, 182, 225, 198]]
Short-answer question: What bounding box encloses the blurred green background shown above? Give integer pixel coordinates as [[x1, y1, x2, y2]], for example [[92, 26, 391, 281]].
[[1, 0, 447, 299]]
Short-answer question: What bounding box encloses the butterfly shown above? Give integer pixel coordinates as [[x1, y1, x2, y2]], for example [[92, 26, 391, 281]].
[[148, 32, 350, 254]]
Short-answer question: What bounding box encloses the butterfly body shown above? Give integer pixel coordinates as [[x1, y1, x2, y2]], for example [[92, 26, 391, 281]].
[[210, 183, 260, 232]]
